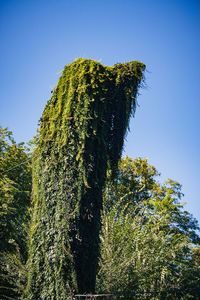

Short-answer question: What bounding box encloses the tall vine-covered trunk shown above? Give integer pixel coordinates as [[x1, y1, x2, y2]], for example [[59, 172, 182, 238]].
[[27, 59, 145, 299]]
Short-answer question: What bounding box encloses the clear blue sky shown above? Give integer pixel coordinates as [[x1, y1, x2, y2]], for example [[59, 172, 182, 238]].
[[1, 0, 200, 223]]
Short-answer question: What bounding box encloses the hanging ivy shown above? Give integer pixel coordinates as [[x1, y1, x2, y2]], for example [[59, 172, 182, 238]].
[[26, 58, 145, 299]]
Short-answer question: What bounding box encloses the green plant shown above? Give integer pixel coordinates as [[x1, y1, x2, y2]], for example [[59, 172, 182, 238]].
[[27, 58, 145, 298], [0, 127, 31, 299], [97, 157, 200, 299]]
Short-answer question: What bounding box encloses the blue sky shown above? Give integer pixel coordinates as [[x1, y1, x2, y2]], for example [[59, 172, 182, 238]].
[[1, 0, 200, 223]]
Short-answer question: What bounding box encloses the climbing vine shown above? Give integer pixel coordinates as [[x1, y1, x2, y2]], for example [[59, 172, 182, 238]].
[[27, 58, 145, 299]]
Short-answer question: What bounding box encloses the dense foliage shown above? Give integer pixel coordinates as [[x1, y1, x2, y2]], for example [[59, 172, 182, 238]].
[[97, 157, 200, 299], [0, 127, 32, 299], [1, 131, 199, 299], [1, 59, 199, 299], [27, 58, 145, 298]]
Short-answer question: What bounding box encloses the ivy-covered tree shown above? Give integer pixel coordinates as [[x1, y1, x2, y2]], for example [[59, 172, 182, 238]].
[[0, 127, 32, 299], [27, 58, 145, 298]]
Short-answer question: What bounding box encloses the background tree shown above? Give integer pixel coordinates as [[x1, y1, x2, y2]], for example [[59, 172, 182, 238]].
[[27, 58, 145, 298], [104, 156, 199, 243], [0, 127, 32, 299], [97, 156, 200, 299]]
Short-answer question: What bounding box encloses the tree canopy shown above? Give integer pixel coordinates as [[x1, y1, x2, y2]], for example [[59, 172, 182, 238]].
[[97, 156, 200, 299]]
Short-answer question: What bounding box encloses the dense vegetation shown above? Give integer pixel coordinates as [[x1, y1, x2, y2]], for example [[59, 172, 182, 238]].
[[27, 58, 145, 298], [0, 132, 199, 299], [0, 127, 31, 299], [97, 157, 200, 299], [0, 59, 199, 299]]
